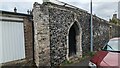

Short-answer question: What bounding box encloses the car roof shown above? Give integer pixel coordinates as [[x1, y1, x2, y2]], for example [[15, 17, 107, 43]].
[[110, 37, 120, 41]]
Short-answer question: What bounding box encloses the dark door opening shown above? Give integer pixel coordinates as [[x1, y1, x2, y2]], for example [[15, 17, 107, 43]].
[[69, 24, 76, 57]]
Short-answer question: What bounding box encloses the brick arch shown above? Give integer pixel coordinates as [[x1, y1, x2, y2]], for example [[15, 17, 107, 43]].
[[66, 21, 82, 60]]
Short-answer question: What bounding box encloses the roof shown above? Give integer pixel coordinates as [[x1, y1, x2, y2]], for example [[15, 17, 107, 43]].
[[0, 10, 32, 17], [0, 10, 33, 22]]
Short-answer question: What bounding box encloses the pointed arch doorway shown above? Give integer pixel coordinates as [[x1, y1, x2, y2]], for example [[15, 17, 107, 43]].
[[67, 21, 82, 60], [69, 23, 76, 56]]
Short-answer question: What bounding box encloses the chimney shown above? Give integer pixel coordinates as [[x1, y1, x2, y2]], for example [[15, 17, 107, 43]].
[[43, 0, 51, 2], [14, 7, 17, 13], [112, 14, 117, 19], [27, 9, 30, 14], [30, 10, 32, 15]]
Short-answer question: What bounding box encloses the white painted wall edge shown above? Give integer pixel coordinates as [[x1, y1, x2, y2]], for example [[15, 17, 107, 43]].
[[0, 16, 23, 21]]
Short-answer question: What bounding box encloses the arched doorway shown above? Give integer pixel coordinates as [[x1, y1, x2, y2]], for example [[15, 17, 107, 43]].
[[67, 21, 82, 59], [69, 23, 77, 56]]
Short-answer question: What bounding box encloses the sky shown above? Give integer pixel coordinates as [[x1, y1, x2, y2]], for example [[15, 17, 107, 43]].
[[0, 0, 119, 21]]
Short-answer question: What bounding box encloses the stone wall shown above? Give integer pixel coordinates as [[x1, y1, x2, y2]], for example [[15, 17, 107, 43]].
[[33, 3, 51, 66], [33, 2, 120, 66]]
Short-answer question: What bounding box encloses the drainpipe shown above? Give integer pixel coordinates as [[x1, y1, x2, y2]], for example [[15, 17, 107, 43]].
[[30, 16, 35, 66]]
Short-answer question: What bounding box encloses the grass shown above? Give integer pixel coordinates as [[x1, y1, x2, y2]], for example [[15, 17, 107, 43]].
[[61, 60, 73, 65], [83, 51, 96, 57]]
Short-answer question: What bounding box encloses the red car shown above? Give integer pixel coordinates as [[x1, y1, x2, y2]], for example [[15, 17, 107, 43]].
[[89, 37, 120, 68]]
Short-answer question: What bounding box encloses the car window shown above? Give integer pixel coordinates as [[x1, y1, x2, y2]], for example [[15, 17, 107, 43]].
[[102, 39, 120, 51]]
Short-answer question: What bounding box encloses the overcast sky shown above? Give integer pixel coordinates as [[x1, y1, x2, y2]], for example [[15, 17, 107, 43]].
[[0, 0, 119, 21]]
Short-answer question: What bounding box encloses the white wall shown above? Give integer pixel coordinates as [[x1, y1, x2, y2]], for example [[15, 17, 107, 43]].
[[0, 21, 25, 63]]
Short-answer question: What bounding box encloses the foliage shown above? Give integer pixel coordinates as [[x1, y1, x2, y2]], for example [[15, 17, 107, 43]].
[[83, 51, 96, 58], [61, 60, 73, 65], [110, 19, 120, 25]]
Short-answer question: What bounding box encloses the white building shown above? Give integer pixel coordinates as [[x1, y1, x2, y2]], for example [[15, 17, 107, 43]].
[[118, 1, 120, 19]]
